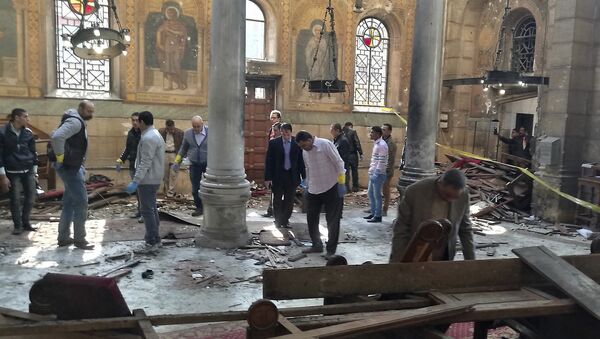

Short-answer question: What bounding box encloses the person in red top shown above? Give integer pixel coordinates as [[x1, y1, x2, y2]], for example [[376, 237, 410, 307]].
[[263, 110, 282, 218]]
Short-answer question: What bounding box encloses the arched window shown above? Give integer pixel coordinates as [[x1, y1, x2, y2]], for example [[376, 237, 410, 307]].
[[54, 0, 111, 94], [512, 16, 536, 73], [354, 17, 389, 107], [246, 0, 265, 60]]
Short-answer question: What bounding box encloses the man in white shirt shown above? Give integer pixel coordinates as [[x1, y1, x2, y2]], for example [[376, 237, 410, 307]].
[[295, 131, 346, 259], [365, 126, 388, 223]]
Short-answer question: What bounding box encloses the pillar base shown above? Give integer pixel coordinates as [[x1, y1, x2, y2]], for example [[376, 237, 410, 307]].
[[397, 166, 437, 191], [532, 168, 578, 223], [196, 173, 251, 249]]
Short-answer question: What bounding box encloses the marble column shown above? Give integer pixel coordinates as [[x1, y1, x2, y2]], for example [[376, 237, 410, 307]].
[[196, 0, 250, 248], [398, 0, 446, 189]]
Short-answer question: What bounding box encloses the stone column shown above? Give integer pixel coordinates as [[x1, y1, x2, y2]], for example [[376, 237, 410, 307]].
[[196, 0, 250, 248], [533, 0, 598, 222], [399, 0, 446, 189]]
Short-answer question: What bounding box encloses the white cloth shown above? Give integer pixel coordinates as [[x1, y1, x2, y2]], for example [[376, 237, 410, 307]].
[[165, 133, 176, 152], [369, 137, 388, 175], [302, 137, 345, 195]]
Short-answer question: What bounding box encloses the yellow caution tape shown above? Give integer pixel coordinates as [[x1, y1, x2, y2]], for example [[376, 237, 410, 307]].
[[436, 143, 600, 214], [392, 112, 600, 214]]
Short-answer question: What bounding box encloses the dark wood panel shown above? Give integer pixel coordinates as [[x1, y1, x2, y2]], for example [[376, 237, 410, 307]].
[[262, 255, 600, 300], [513, 246, 600, 320]]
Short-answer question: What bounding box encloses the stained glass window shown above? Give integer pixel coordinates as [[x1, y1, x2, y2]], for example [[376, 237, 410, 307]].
[[354, 17, 389, 107], [512, 16, 536, 73], [55, 0, 111, 93], [246, 0, 265, 60]]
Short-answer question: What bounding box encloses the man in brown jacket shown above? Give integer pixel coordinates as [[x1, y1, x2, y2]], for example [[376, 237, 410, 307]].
[[389, 169, 476, 262], [158, 119, 183, 195]]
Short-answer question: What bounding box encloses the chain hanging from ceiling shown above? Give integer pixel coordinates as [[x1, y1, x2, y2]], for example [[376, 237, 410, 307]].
[[305, 0, 346, 94]]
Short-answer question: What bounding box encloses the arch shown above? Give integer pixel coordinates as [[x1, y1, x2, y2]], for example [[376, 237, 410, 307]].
[[352, 9, 403, 110], [353, 17, 390, 107], [511, 15, 536, 73], [247, 0, 276, 62]]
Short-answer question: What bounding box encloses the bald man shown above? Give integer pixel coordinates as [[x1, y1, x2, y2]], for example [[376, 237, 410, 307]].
[[172, 116, 208, 216], [51, 100, 95, 250]]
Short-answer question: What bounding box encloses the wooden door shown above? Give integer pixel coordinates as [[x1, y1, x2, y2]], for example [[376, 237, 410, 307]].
[[244, 79, 275, 183]]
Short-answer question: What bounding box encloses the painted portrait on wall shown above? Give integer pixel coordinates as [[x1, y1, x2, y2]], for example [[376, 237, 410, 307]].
[[293, 18, 342, 103], [0, 0, 17, 83], [144, 1, 198, 92]]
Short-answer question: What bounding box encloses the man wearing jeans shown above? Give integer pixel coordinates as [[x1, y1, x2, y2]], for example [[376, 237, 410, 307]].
[[172, 116, 207, 216], [51, 100, 95, 250], [364, 126, 388, 223], [116, 112, 142, 221], [126, 111, 165, 254], [0, 109, 38, 235], [295, 131, 346, 260]]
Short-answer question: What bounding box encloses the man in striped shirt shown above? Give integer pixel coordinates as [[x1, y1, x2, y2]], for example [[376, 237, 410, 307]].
[[364, 126, 388, 223], [295, 131, 346, 259]]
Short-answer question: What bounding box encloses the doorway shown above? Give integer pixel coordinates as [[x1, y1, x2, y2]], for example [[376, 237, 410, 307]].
[[515, 113, 534, 135], [244, 78, 276, 182]]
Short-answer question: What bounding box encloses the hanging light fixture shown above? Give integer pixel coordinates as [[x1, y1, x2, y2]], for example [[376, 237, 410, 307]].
[[63, 0, 131, 60], [305, 0, 346, 94]]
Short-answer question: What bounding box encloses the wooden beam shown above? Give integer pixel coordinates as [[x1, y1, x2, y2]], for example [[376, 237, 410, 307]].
[[287, 299, 576, 330], [273, 303, 473, 339], [262, 255, 600, 300], [278, 315, 302, 335], [0, 299, 430, 336], [513, 246, 600, 321], [133, 309, 158, 339], [0, 307, 55, 322]]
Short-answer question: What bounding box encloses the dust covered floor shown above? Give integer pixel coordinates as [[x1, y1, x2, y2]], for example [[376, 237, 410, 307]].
[[0, 190, 592, 334]]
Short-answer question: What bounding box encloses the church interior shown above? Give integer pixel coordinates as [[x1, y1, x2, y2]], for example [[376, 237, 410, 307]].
[[0, 0, 599, 338]]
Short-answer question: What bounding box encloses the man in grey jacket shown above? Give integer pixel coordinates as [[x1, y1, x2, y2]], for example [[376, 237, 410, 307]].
[[126, 111, 165, 254], [389, 169, 476, 263], [172, 116, 207, 216]]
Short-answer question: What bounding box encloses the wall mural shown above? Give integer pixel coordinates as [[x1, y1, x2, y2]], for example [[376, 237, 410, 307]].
[[144, 1, 198, 92], [0, 0, 17, 84], [294, 18, 342, 103]]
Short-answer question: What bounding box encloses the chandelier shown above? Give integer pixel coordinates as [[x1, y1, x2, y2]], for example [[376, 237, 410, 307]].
[[61, 0, 131, 60]]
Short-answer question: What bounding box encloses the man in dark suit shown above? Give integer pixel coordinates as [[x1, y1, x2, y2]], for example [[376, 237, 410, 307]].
[[264, 123, 305, 228], [343, 122, 363, 192]]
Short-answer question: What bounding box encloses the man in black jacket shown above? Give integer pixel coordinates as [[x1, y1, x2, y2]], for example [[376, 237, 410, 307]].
[[116, 112, 142, 220], [343, 122, 363, 192], [264, 123, 305, 228], [330, 123, 350, 179], [0, 108, 38, 235]]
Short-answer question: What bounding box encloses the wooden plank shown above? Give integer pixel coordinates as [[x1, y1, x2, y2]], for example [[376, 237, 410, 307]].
[[513, 246, 600, 320], [287, 299, 576, 330], [0, 307, 54, 322], [278, 315, 302, 335], [133, 310, 158, 339], [273, 303, 473, 339], [0, 299, 430, 336], [262, 255, 600, 300]]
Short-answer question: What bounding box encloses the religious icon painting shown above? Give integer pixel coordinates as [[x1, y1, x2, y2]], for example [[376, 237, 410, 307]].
[[67, 0, 99, 16]]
